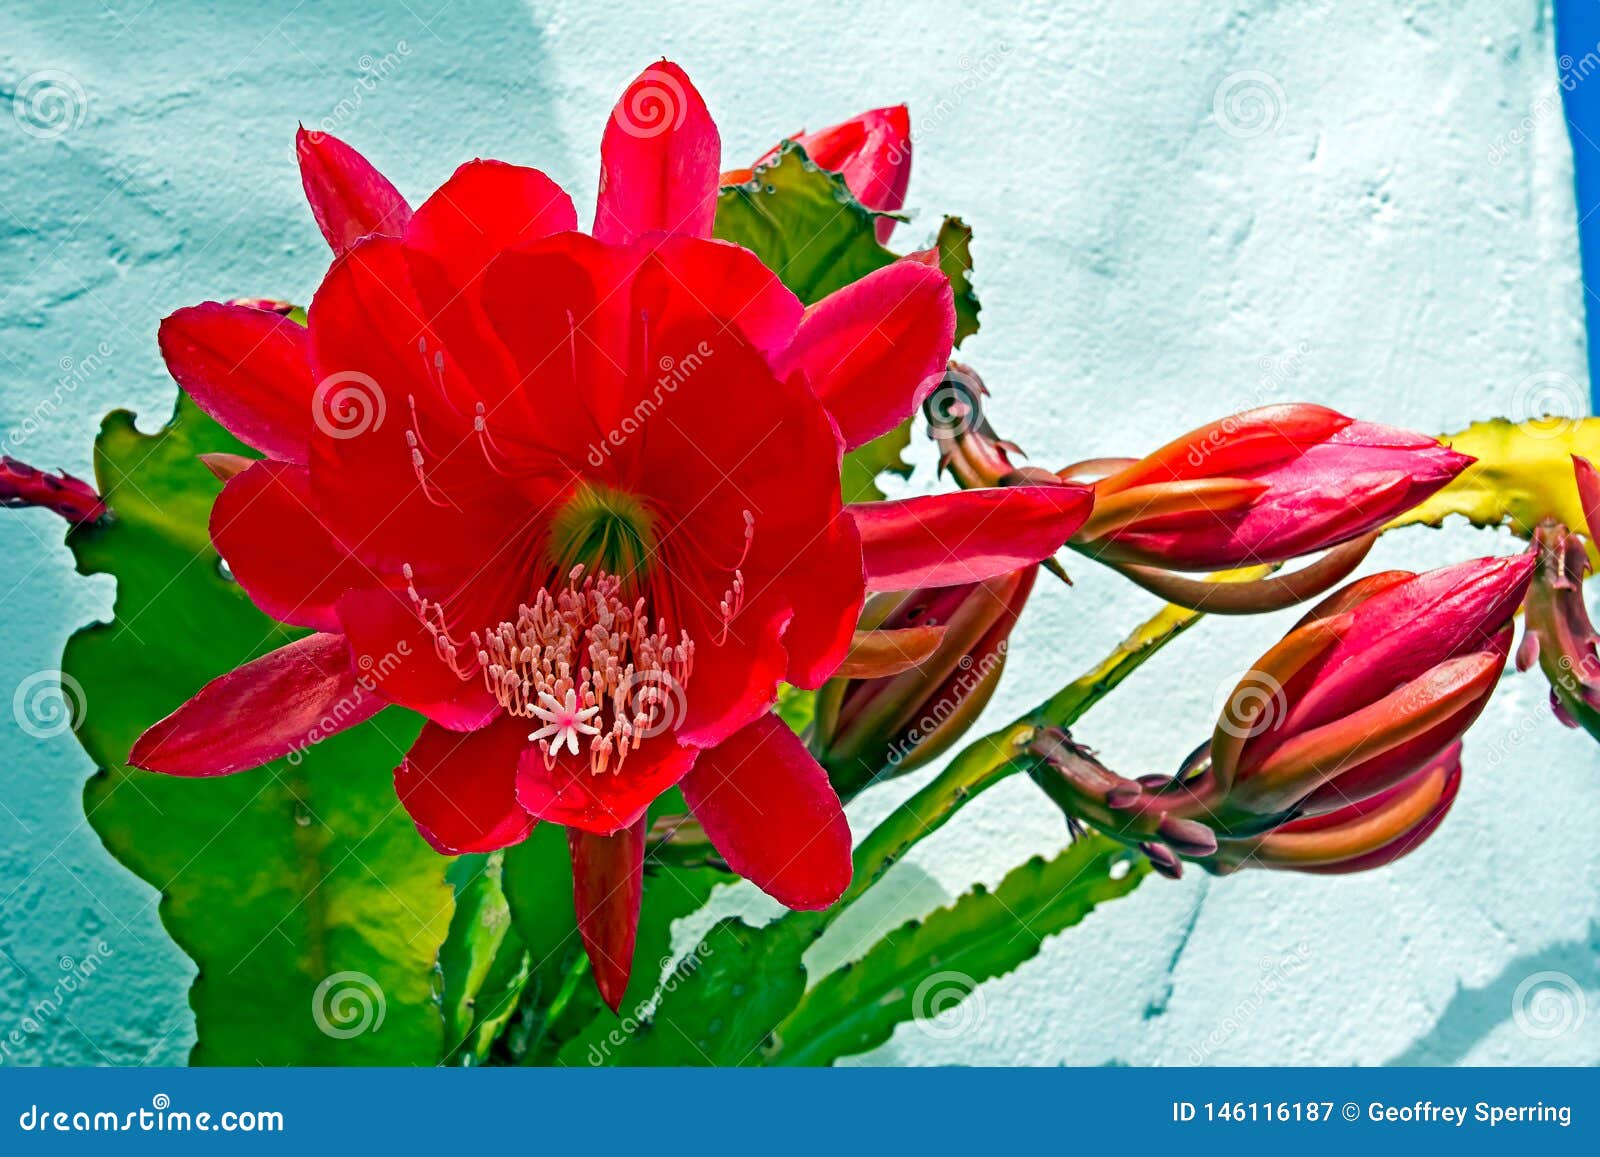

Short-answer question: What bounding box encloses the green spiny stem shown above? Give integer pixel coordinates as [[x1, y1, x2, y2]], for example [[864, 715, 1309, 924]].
[[783, 599, 1205, 944]]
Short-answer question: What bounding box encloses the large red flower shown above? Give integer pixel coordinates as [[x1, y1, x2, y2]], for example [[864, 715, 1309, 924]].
[[130, 61, 1092, 1008]]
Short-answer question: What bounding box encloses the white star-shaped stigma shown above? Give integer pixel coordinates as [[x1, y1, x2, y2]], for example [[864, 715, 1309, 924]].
[[528, 688, 602, 755]]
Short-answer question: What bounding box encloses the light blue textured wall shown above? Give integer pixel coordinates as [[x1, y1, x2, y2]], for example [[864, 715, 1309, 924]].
[[0, 0, 1596, 1065]]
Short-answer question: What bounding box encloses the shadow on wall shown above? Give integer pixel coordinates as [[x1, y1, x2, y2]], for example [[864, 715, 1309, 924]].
[[1386, 920, 1599, 1065]]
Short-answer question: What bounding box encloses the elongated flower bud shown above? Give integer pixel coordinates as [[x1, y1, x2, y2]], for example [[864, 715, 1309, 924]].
[[0, 456, 105, 525], [1069, 404, 1472, 572], [1206, 554, 1531, 823], [813, 566, 1036, 798], [1207, 743, 1462, 874], [724, 106, 911, 241], [1028, 554, 1532, 878], [1520, 456, 1600, 738]]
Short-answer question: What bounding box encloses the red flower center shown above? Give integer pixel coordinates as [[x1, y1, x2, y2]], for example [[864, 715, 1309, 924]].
[[475, 566, 695, 776]]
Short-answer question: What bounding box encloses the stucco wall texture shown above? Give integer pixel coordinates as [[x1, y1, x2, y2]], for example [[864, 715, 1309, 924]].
[[0, 0, 1596, 1066]]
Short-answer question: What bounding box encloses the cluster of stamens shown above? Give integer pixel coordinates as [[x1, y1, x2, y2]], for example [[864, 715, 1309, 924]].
[[470, 567, 695, 775]]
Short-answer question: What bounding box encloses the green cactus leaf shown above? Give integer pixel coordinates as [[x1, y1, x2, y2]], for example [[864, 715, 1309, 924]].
[[439, 853, 529, 1065], [67, 395, 455, 1065], [769, 836, 1147, 1065], [1387, 416, 1600, 564]]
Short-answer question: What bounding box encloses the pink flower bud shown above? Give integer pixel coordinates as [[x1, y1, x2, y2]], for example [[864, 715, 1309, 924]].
[[1069, 404, 1472, 572], [813, 566, 1036, 797], [1208, 554, 1533, 822], [1518, 456, 1600, 739], [724, 106, 911, 241], [0, 456, 105, 525]]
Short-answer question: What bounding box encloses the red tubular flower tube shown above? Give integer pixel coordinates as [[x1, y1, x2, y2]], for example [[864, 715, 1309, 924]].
[[812, 565, 1037, 798], [124, 61, 1091, 1012]]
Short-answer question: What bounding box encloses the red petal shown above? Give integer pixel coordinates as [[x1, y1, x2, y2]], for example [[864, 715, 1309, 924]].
[[335, 587, 499, 732], [780, 514, 865, 689], [401, 160, 578, 408], [632, 236, 803, 355], [160, 303, 315, 463], [682, 714, 852, 910], [516, 733, 696, 835], [1575, 455, 1600, 537], [129, 632, 380, 775], [594, 61, 719, 244], [798, 106, 911, 241], [404, 160, 576, 287], [296, 127, 412, 255], [211, 460, 373, 631], [569, 822, 644, 1012], [780, 259, 954, 450], [395, 717, 535, 854], [851, 485, 1094, 591]]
